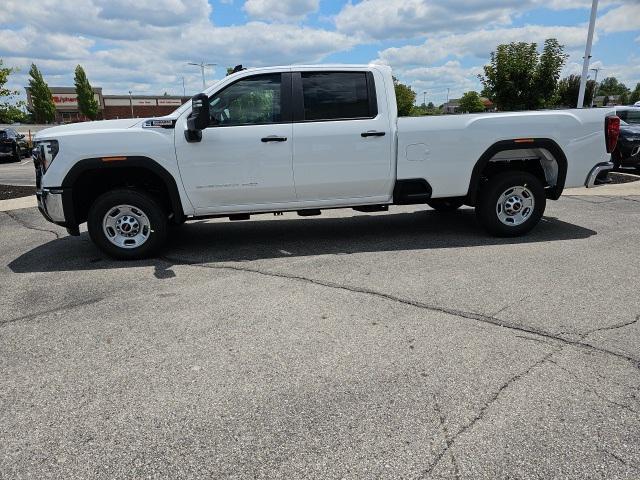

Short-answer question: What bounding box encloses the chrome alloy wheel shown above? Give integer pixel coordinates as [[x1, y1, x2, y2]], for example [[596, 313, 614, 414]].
[[495, 186, 535, 226], [102, 204, 151, 249]]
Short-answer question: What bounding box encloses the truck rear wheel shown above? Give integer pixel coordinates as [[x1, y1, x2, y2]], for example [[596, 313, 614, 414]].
[[88, 189, 168, 259], [475, 171, 545, 237]]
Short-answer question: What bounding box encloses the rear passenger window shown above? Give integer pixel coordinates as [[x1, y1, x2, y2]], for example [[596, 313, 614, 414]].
[[301, 72, 374, 121]]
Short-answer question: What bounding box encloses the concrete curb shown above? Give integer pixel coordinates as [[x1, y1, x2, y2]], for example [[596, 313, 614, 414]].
[[0, 195, 37, 212], [563, 180, 640, 196]]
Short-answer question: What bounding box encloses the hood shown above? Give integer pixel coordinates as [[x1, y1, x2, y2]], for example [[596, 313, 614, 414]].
[[35, 118, 145, 140]]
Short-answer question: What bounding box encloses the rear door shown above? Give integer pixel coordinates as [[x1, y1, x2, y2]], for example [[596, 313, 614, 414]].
[[291, 70, 393, 202]]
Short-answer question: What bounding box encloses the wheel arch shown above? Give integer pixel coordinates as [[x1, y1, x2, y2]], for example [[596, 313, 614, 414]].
[[61, 156, 185, 226], [466, 138, 568, 205]]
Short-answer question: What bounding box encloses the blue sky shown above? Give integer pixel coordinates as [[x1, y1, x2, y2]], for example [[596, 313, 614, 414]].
[[1, 0, 638, 105]]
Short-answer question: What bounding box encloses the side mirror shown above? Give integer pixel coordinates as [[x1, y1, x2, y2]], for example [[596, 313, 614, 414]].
[[186, 93, 209, 142]]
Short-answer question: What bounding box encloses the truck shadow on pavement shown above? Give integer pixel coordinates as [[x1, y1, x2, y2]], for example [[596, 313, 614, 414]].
[[9, 209, 597, 276]]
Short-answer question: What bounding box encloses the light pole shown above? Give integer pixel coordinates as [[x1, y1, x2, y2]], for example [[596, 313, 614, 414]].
[[589, 67, 600, 108], [577, 0, 599, 108], [423, 91, 427, 107], [128, 90, 134, 118], [188, 62, 217, 90]]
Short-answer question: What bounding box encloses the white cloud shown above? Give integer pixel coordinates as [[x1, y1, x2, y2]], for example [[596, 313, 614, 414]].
[[377, 25, 593, 67], [243, 0, 319, 21], [334, 0, 537, 40], [0, 28, 94, 60], [597, 3, 640, 33]]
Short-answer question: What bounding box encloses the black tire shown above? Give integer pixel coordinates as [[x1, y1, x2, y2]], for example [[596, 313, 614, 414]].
[[12, 145, 21, 162], [427, 198, 465, 212], [88, 189, 168, 260], [475, 171, 546, 237]]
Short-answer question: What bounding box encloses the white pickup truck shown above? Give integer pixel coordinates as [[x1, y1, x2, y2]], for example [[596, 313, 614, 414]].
[[33, 64, 620, 259]]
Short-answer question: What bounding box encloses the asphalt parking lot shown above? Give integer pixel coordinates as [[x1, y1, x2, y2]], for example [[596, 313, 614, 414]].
[[1, 196, 639, 479], [0, 157, 35, 186]]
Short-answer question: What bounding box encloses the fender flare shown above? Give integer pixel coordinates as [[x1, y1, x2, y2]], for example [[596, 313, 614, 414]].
[[466, 138, 568, 204], [61, 156, 185, 224]]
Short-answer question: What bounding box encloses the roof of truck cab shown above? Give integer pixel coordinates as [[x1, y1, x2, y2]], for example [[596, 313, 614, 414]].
[[238, 64, 384, 73]]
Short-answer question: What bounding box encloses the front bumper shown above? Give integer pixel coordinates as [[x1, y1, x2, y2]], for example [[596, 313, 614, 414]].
[[585, 161, 614, 188], [36, 188, 80, 236], [37, 188, 66, 223]]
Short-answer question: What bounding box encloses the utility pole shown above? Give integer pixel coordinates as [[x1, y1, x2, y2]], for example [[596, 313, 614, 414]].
[[181, 76, 186, 96], [188, 62, 217, 90], [423, 91, 427, 107], [128, 90, 134, 118], [589, 67, 600, 108], [577, 0, 599, 108]]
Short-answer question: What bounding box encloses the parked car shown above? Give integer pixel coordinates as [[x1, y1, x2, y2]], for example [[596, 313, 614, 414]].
[[0, 128, 29, 162], [613, 108, 640, 171], [33, 64, 619, 259]]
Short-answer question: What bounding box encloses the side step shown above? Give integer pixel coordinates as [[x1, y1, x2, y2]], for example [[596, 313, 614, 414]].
[[297, 209, 321, 217], [229, 213, 250, 221], [352, 205, 389, 213]]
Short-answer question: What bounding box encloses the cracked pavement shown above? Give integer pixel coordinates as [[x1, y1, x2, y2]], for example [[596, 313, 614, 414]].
[[1, 197, 639, 479]]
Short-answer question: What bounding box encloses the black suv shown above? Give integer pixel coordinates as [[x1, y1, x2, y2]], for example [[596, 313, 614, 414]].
[[0, 127, 30, 163], [613, 108, 640, 171]]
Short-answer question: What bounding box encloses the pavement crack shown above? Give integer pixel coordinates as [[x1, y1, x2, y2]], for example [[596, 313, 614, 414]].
[[421, 349, 559, 478], [431, 394, 461, 479], [0, 297, 104, 327], [160, 255, 640, 368], [1, 210, 61, 239], [584, 315, 639, 337], [547, 360, 640, 416], [600, 448, 640, 472]]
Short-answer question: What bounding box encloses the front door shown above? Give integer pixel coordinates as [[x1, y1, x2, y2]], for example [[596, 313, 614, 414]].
[[175, 73, 295, 212]]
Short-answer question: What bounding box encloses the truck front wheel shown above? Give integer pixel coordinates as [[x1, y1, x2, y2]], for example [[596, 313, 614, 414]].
[[475, 171, 546, 237], [88, 189, 168, 259]]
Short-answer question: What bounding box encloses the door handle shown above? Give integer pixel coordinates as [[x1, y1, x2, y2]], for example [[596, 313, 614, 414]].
[[261, 135, 288, 142], [361, 131, 386, 137]]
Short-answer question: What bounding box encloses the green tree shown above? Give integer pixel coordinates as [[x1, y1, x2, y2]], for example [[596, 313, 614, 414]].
[[629, 83, 640, 104], [619, 91, 629, 105], [597, 77, 629, 97], [28, 63, 55, 123], [479, 38, 567, 111], [630, 83, 640, 104], [555, 75, 596, 107], [458, 91, 485, 113], [74, 65, 99, 120], [0, 59, 28, 123], [393, 77, 416, 116]]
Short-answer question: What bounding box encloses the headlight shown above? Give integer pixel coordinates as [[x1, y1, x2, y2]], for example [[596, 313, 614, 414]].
[[33, 140, 59, 172]]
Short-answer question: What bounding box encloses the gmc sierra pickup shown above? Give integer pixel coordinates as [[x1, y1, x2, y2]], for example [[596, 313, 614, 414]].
[[33, 64, 620, 259]]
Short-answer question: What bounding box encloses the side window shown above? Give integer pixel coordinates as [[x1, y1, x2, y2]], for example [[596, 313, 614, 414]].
[[301, 72, 373, 121], [209, 74, 282, 126]]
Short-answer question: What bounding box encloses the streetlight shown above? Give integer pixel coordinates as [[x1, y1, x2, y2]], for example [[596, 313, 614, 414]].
[[181, 76, 186, 97], [128, 90, 134, 118], [188, 62, 217, 90], [577, 0, 599, 108], [423, 91, 427, 107], [589, 67, 600, 108]]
